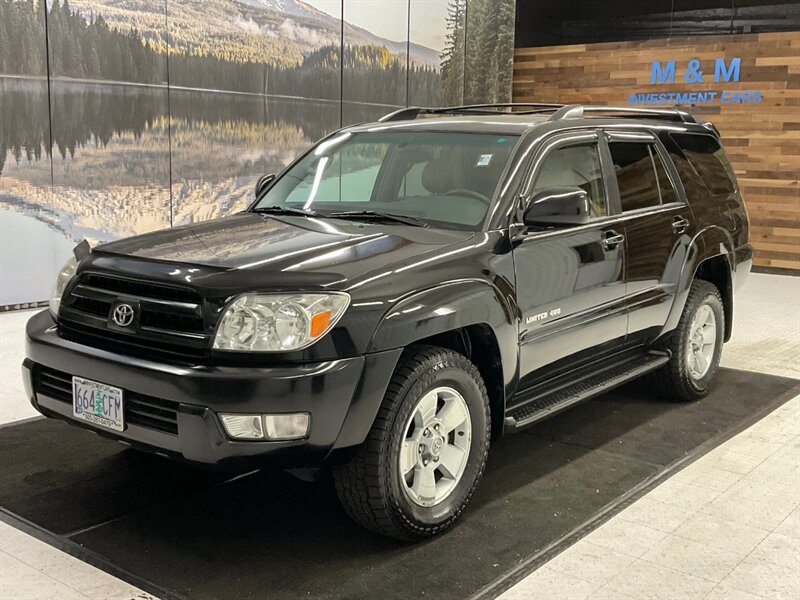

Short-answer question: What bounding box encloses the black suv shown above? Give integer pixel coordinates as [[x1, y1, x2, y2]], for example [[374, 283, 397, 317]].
[[24, 103, 751, 540]]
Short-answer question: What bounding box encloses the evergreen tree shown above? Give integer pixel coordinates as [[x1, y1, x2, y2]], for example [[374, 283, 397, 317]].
[[441, 0, 466, 105], [462, 0, 514, 104], [0, 3, 8, 73], [82, 25, 101, 78]]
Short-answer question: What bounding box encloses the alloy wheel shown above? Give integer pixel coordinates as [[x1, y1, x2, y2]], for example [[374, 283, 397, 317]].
[[686, 303, 717, 380], [399, 386, 472, 507]]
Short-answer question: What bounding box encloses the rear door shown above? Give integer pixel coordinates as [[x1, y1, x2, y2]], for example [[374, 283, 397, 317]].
[[603, 130, 694, 344], [513, 130, 627, 388]]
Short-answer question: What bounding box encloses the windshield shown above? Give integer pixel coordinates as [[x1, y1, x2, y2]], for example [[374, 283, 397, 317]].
[[253, 131, 519, 229]]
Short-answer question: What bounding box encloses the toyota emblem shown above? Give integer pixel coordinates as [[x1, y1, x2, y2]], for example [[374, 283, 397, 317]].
[[112, 303, 135, 327]]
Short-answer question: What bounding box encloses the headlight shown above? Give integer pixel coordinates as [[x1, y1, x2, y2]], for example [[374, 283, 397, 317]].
[[49, 256, 78, 317], [213, 293, 350, 352]]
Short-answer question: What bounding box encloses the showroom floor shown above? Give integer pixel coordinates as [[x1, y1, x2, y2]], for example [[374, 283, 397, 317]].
[[0, 273, 798, 600]]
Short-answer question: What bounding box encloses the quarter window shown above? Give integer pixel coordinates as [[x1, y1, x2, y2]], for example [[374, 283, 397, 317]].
[[670, 133, 736, 195], [532, 142, 607, 218]]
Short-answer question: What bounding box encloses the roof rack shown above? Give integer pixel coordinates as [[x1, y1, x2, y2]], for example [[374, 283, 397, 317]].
[[549, 105, 696, 123], [378, 103, 566, 122], [378, 103, 696, 124]]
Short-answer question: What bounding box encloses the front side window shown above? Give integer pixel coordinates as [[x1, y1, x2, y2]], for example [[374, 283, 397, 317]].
[[255, 131, 519, 229], [531, 142, 607, 217], [608, 141, 662, 211]]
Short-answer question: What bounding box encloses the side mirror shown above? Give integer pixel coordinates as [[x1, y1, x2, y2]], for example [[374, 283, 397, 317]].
[[523, 186, 591, 226], [255, 173, 276, 197]]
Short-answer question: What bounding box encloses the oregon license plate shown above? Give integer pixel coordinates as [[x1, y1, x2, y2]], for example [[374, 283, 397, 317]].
[[72, 377, 124, 432]]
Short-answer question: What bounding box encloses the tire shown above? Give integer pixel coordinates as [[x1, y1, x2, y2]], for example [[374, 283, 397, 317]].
[[655, 279, 725, 402], [333, 345, 490, 541]]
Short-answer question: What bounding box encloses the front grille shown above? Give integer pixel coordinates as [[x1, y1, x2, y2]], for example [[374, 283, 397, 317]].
[[59, 272, 209, 364], [81, 274, 200, 303], [59, 322, 207, 362], [32, 365, 180, 435]]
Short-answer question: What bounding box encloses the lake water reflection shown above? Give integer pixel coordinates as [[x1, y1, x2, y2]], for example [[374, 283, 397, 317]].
[[1, 77, 382, 304]]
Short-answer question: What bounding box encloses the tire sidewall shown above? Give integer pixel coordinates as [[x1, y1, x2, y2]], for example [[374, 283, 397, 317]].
[[678, 289, 724, 393], [386, 358, 489, 528]]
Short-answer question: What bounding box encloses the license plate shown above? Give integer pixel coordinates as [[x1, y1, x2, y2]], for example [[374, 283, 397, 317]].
[[72, 377, 124, 432]]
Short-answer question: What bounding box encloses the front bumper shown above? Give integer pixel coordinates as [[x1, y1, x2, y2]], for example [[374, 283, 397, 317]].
[[24, 310, 400, 468]]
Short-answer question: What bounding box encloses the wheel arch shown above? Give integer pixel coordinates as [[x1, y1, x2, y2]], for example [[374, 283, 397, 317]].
[[694, 255, 733, 342], [367, 279, 519, 440], [658, 225, 735, 343]]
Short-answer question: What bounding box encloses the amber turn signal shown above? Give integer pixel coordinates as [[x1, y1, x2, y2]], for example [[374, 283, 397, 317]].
[[310, 310, 332, 338]]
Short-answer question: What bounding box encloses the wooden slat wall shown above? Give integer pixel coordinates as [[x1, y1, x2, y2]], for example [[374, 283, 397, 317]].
[[513, 32, 800, 271]]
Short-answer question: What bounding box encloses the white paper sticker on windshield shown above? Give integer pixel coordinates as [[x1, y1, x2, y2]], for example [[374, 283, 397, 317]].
[[476, 154, 493, 167]]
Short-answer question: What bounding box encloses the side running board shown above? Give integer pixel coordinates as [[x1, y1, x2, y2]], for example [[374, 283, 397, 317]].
[[504, 352, 670, 432]]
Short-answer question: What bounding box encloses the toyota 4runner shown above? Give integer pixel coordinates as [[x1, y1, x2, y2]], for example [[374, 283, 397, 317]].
[[24, 103, 752, 540]]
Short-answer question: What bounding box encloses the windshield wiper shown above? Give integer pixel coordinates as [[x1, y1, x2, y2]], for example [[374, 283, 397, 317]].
[[252, 205, 321, 217], [327, 210, 429, 228]]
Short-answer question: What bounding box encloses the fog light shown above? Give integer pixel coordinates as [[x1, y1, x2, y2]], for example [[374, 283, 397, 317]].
[[219, 413, 310, 441], [264, 413, 310, 440], [220, 414, 265, 440]]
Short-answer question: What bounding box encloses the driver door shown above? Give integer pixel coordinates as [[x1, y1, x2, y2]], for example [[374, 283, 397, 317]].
[[512, 131, 628, 388]]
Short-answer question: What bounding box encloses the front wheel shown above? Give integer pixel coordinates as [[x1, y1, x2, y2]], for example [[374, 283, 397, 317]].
[[655, 279, 725, 402], [333, 346, 490, 540]]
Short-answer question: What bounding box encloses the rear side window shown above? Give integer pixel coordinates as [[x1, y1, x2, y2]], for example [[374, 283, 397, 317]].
[[652, 150, 678, 205], [670, 133, 736, 195], [608, 142, 661, 211]]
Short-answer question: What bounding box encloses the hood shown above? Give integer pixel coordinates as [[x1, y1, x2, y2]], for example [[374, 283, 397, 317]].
[[96, 212, 474, 284]]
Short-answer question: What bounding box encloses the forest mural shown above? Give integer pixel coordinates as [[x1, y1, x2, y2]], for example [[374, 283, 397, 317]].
[[0, 0, 517, 306]]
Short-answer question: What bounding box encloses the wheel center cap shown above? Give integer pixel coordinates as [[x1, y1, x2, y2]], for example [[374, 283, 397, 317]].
[[430, 436, 444, 457]]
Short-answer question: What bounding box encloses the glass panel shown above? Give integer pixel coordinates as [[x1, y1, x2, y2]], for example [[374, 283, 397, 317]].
[[409, 0, 464, 106], [47, 0, 171, 248], [532, 143, 606, 218], [608, 142, 661, 211], [670, 133, 736, 195], [167, 0, 341, 226], [0, 0, 63, 305], [515, 0, 673, 47], [671, 1, 735, 36], [733, 1, 800, 34], [341, 0, 408, 126], [464, 0, 515, 103], [652, 151, 679, 204], [284, 142, 390, 205], [516, 0, 799, 46], [258, 131, 519, 229]]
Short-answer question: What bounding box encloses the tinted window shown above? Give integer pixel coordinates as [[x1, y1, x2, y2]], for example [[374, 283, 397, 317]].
[[652, 150, 678, 204], [532, 143, 606, 217], [670, 133, 736, 195], [608, 142, 661, 211]]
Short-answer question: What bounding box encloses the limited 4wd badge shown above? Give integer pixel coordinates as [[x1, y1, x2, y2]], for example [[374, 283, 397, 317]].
[[525, 307, 562, 325]]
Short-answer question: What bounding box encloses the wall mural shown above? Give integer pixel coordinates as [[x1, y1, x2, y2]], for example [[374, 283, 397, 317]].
[[0, 0, 516, 307]]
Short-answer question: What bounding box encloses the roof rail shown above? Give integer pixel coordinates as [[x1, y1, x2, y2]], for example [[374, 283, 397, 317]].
[[379, 103, 697, 124], [445, 102, 566, 112], [378, 107, 426, 122], [549, 104, 696, 123], [378, 103, 566, 122]]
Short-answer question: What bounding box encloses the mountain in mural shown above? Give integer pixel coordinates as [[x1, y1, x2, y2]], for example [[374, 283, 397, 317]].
[[64, 0, 441, 67]]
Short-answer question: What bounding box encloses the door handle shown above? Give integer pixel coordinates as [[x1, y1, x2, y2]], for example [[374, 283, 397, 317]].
[[601, 230, 625, 250], [672, 216, 690, 234]]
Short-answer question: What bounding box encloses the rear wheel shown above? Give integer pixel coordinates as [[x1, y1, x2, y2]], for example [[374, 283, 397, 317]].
[[333, 345, 490, 540], [656, 279, 725, 402]]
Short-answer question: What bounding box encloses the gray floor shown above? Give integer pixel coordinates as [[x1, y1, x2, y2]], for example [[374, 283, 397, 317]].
[[499, 273, 800, 600], [0, 273, 798, 600]]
